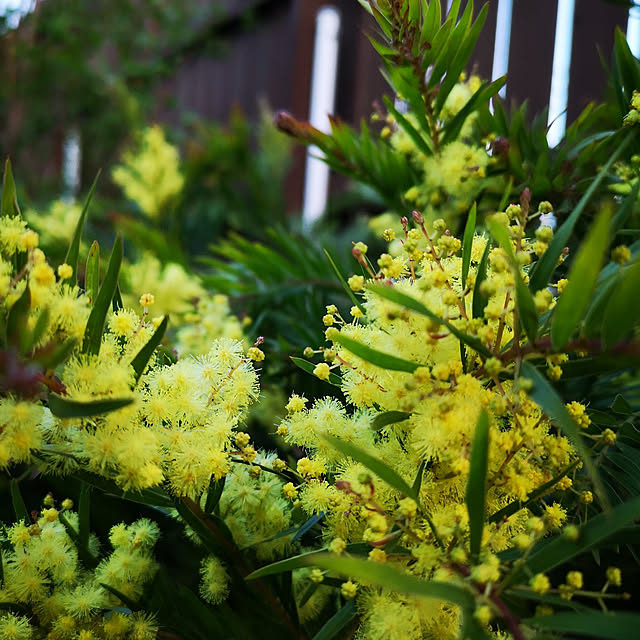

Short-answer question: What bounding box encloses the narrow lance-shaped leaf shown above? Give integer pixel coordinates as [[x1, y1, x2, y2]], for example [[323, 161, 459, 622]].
[[82, 233, 123, 356], [10, 479, 29, 524], [297, 554, 475, 608], [65, 170, 101, 286], [48, 394, 133, 419], [602, 260, 640, 348], [1, 158, 21, 217], [290, 356, 342, 386], [461, 202, 476, 290], [526, 611, 640, 640], [472, 240, 491, 320], [85, 241, 100, 305], [371, 411, 412, 431], [323, 248, 366, 315], [486, 219, 539, 343], [311, 600, 356, 640], [130, 315, 168, 383], [322, 434, 418, 500], [520, 361, 607, 507], [466, 410, 490, 563], [331, 331, 425, 373], [6, 283, 30, 348], [529, 131, 633, 293], [551, 208, 611, 350]]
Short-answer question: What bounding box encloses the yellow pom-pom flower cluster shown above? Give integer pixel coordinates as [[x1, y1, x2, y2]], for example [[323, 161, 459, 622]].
[[279, 209, 585, 638], [0, 504, 158, 639]]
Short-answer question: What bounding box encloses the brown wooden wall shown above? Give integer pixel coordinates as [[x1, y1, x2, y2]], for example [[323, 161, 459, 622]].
[[154, 0, 633, 211]]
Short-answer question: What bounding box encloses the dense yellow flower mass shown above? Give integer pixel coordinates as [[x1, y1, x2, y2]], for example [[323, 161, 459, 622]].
[[0, 504, 158, 638], [280, 207, 580, 638]]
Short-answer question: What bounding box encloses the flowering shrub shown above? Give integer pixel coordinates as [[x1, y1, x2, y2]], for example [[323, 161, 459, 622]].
[[3, 1, 640, 639]]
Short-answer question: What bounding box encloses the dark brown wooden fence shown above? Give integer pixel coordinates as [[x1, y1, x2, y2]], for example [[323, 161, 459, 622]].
[[151, 1, 636, 209]]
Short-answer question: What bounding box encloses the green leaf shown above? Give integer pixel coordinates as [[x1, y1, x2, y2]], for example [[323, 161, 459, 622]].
[[520, 361, 607, 506], [529, 131, 634, 293], [486, 219, 538, 343], [1, 158, 20, 217], [10, 479, 29, 524], [383, 95, 434, 157], [204, 476, 225, 515], [371, 411, 412, 431], [247, 544, 370, 580], [323, 248, 366, 315], [466, 410, 489, 562], [322, 434, 417, 500], [48, 394, 133, 418], [525, 611, 640, 640], [82, 233, 123, 356], [331, 331, 424, 373], [84, 241, 100, 305], [472, 240, 491, 320], [33, 338, 77, 370], [290, 356, 342, 386], [129, 315, 168, 383], [25, 308, 50, 354], [311, 601, 356, 640], [297, 554, 475, 608], [367, 282, 493, 358], [461, 202, 476, 290], [602, 260, 640, 348], [551, 208, 612, 350], [515, 497, 640, 580], [65, 170, 100, 286], [6, 283, 30, 348]]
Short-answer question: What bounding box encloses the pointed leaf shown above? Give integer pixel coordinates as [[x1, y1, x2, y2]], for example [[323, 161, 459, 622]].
[[602, 260, 640, 348], [1, 159, 20, 217], [82, 233, 123, 355], [130, 315, 168, 383], [290, 356, 342, 386], [472, 240, 491, 319], [65, 171, 100, 286], [48, 394, 133, 418], [371, 411, 412, 431], [84, 241, 100, 305], [551, 208, 611, 350], [6, 283, 30, 347], [461, 202, 476, 290], [10, 479, 29, 524], [466, 409, 489, 562], [331, 331, 424, 373], [205, 476, 225, 515], [312, 600, 356, 640], [323, 248, 366, 315], [526, 611, 640, 640], [322, 434, 417, 500]]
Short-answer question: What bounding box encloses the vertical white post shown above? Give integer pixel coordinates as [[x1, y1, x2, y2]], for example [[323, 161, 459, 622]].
[[547, 0, 576, 147], [302, 6, 341, 229], [627, 1, 640, 58], [62, 127, 81, 202], [491, 0, 513, 99]]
